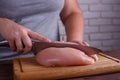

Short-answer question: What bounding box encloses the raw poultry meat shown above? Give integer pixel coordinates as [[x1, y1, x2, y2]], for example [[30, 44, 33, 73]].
[[35, 46, 98, 66]]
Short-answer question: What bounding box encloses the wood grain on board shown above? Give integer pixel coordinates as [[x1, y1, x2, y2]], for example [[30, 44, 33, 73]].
[[13, 52, 120, 80]]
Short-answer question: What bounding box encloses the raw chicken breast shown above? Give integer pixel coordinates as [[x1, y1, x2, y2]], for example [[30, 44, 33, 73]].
[[35, 47, 98, 67]]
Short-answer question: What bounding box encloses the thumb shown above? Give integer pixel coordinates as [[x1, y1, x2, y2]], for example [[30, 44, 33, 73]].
[[28, 31, 51, 42]]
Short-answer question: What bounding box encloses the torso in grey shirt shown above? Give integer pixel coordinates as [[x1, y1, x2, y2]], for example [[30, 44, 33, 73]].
[[0, 0, 64, 60], [0, 0, 64, 41]]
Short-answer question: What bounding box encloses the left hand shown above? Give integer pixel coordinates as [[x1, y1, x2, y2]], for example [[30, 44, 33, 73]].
[[70, 41, 98, 61], [70, 41, 90, 46]]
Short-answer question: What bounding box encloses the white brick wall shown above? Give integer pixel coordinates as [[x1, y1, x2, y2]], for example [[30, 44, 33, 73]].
[[78, 0, 120, 51], [59, 0, 120, 51]]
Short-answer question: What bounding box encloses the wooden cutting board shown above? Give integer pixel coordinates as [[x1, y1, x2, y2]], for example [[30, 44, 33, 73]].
[[13, 52, 120, 80]]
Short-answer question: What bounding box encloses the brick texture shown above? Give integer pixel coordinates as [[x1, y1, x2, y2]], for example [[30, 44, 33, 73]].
[[90, 5, 112, 11], [113, 5, 120, 11], [89, 19, 112, 26], [78, 0, 120, 51], [102, 0, 120, 4], [113, 19, 120, 24], [59, 0, 120, 51], [78, 0, 100, 4]]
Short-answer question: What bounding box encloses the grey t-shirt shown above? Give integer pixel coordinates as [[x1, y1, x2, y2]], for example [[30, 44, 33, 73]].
[[0, 0, 64, 41], [0, 0, 64, 60]]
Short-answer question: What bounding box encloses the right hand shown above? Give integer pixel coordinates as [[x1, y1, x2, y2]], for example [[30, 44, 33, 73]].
[[0, 18, 51, 54]]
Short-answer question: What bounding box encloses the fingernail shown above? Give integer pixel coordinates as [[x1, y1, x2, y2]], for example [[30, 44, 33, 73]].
[[89, 58, 95, 64], [83, 54, 95, 64], [94, 54, 99, 61], [86, 57, 95, 64]]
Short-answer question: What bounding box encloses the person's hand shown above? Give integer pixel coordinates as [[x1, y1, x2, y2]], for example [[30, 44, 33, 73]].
[[70, 40, 98, 61], [0, 18, 51, 54], [71, 40, 90, 46]]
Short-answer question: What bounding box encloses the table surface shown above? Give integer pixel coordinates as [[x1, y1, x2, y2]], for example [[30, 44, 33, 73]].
[[0, 50, 120, 80]]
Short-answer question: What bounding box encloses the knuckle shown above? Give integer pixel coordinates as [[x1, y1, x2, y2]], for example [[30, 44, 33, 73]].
[[13, 32, 19, 36]]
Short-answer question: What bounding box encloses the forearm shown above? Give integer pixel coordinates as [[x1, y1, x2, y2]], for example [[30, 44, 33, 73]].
[[62, 12, 84, 42]]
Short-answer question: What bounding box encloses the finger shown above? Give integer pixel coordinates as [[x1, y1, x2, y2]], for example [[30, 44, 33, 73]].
[[15, 38, 23, 53], [71, 41, 85, 46], [89, 54, 99, 61], [78, 42, 85, 46], [82, 41, 90, 46], [8, 40, 16, 51], [82, 54, 95, 64], [28, 31, 51, 42], [78, 51, 95, 65], [77, 45, 99, 62], [22, 35, 32, 54], [83, 49, 98, 62]]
